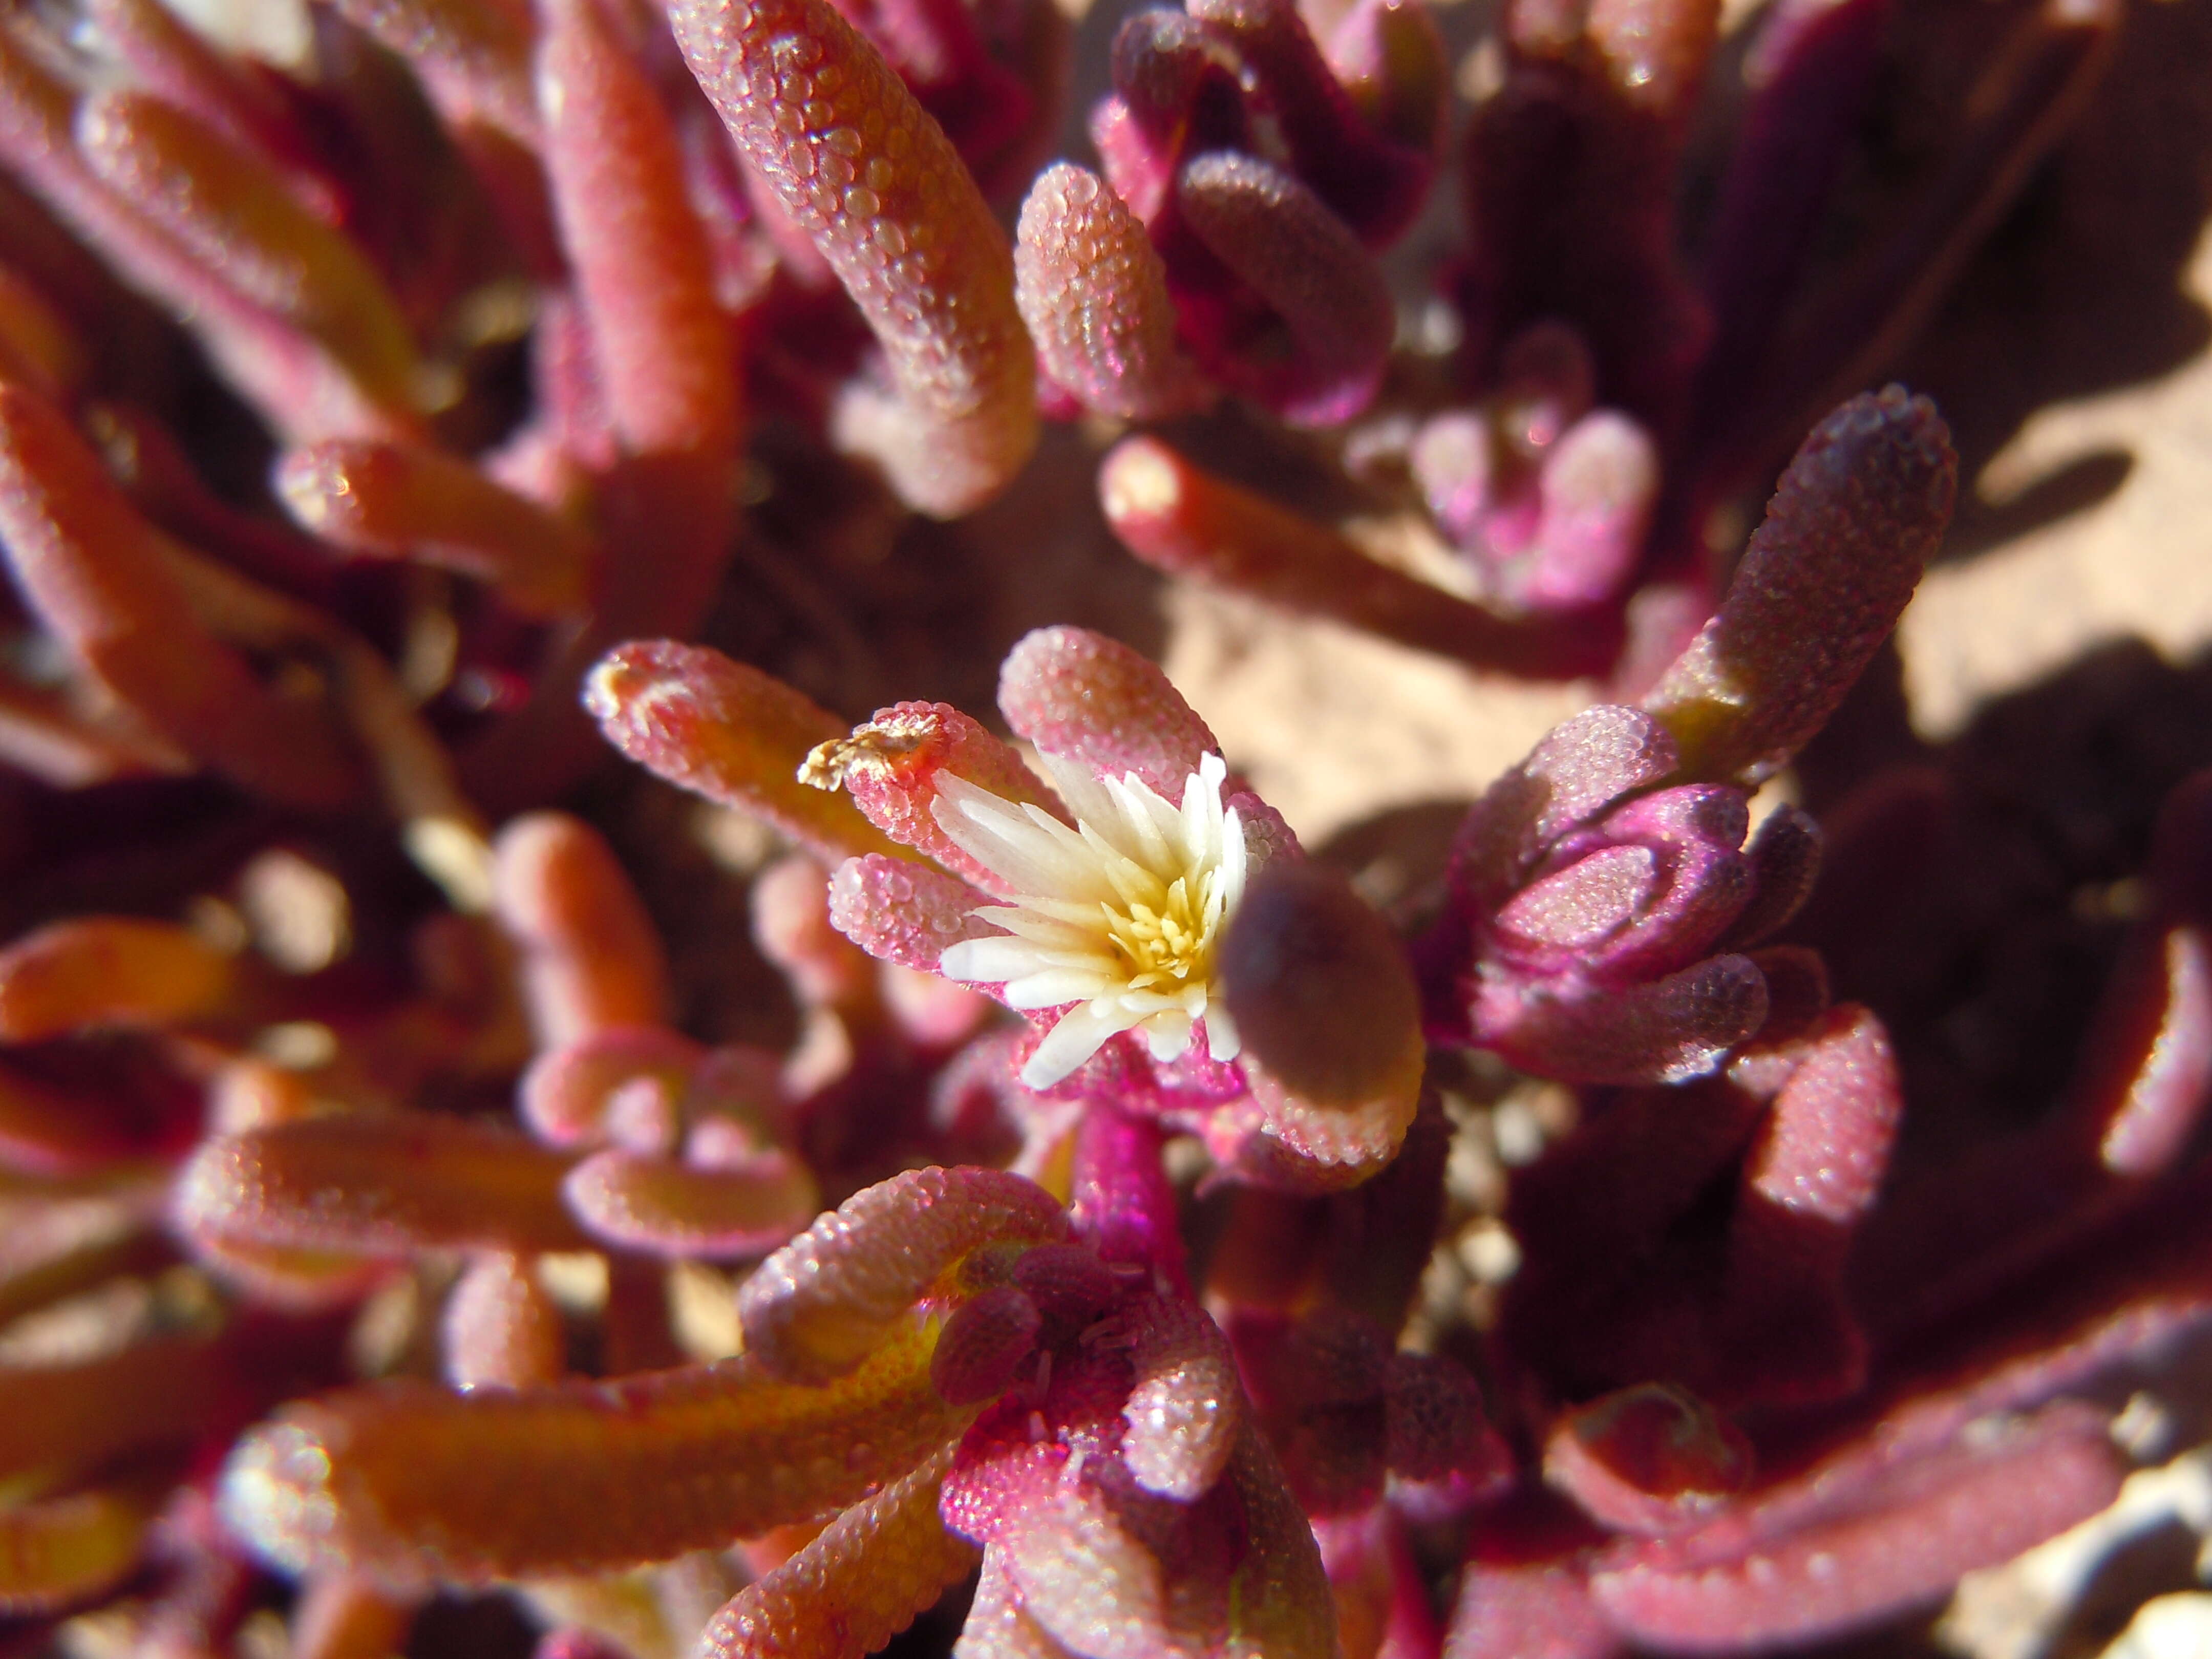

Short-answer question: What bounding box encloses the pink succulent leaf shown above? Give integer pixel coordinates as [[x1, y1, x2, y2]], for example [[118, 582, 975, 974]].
[[1098, 12, 1249, 223], [1323, 0, 1451, 158], [827, 854, 997, 976], [997, 626, 1220, 800], [2061, 769, 2212, 1178], [802, 700, 1060, 891], [1736, 1002, 1900, 1226], [1511, 409, 1659, 614], [930, 1284, 1045, 1406], [950, 1391, 1335, 1659], [960, 1551, 1081, 1657], [442, 1253, 566, 1392], [1445, 1544, 1625, 1659], [751, 854, 879, 1009], [1643, 387, 1958, 783], [1313, 1504, 1444, 1659], [1015, 162, 1213, 421], [1244, 1055, 1425, 1174], [738, 1165, 1068, 1385], [535, 0, 738, 462], [1449, 705, 1679, 908], [668, 0, 1036, 516], [1121, 1294, 1244, 1501], [695, 1443, 978, 1659]]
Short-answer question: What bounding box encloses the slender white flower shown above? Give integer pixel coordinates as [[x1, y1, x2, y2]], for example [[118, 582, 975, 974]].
[[934, 753, 1249, 1089]]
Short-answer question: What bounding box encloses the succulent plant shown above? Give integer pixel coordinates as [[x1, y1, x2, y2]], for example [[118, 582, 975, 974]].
[[0, 0, 2197, 1656]]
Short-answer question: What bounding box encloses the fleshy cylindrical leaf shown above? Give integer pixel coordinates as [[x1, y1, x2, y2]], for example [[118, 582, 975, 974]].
[[1099, 436, 1602, 678], [275, 441, 593, 618], [1014, 163, 1208, 420], [1173, 150, 1392, 426], [175, 1114, 589, 1258], [442, 1252, 567, 1391], [738, 1166, 1068, 1384], [670, 0, 1035, 515], [0, 917, 235, 1040], [537, 0, 738, 460], [585, 642, 908, 864], [0, 1487, 152, 1614], [563, 1147, 820, 1260], [695, 1444, 978, 1659], [1473, 952, 1770, 1085], [825, 854, 995, 974], [76, 91, 420, 416], [1644, 388, 1956, 782], [1219, 862, 1423, 1111], [996, 625, 1218, 800], [219, 1324, 967, 1585], [0, 384, 361, 807], [491, 813, 672, 1049]]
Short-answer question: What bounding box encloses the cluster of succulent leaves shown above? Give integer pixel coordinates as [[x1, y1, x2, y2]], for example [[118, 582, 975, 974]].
[[0, 0, 2196, 1656]]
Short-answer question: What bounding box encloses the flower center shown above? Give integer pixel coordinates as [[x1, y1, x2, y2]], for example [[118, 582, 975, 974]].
[[1101, 870, 1220, 989]]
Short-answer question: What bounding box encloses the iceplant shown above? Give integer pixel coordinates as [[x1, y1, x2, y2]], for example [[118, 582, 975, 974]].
[[789, 624, 1425, 1187], [930, 750, 1248, 1088]]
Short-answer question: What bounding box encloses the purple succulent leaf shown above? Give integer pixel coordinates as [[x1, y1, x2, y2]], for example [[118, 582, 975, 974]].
[[1689, 0, 1893, 440], [1184, 0, 1433, 247], [1449, 704, 1680, 907], [1473, 951, 1769, 1086], [1103, 9, 1250, 222], [1717, 804, 1823, 949], [1509, 409, 1658, 613], [930, 1283, 1044, 1405], [1172, 150, 1395, 427], [1586, 1403, 2123, 1653]]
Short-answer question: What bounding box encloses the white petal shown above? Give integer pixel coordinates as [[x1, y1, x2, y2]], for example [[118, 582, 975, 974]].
[[1105, 774, 1179, 871], [1036, 753, 1119, 829], [1218, 803, 1247, 910], [1021, 1001, 1140, 1089], [982, 906, 1107, 947], [1138, 1008, 1194, 1062], [938, 935, 1050, 984], [1004, 967, 1121, 1010], [1202, 1003, 1241, 1064], [932, 789, 1097, 898]]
